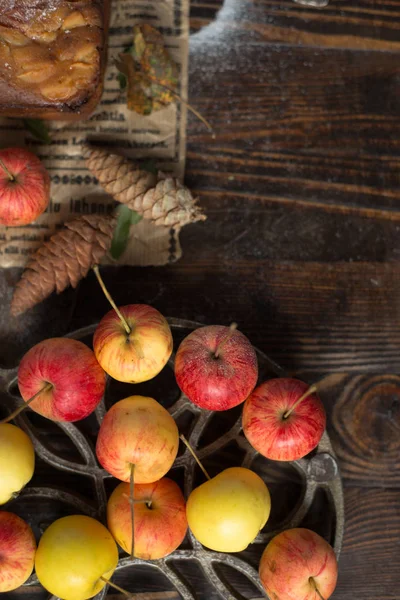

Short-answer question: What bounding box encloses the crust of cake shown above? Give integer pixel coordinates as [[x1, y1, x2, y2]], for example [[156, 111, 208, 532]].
[[0, 0, 110, 120]]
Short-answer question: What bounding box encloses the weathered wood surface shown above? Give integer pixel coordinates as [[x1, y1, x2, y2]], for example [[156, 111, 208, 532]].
[[3, 0, 400, 599]]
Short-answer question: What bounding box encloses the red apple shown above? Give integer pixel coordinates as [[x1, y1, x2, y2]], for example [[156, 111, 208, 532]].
[[96, 395, 179, 484], [259, 528, 338, 600], [0, 511, 37, 592], [174, 325, 258, 411], [18, 338, 106, 422], [93, 304, 173, 383], [107, 477, 187, 559], [0, 148, 50, 226], [242, 378, 326, 461]]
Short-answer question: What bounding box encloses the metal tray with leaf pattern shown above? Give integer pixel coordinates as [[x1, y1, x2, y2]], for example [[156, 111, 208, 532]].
[[0, 318, 343, 600]]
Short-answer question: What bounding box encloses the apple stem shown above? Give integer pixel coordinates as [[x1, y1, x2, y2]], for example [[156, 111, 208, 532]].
[[214, 322, 238, 359], [309, 577, 326, 600], [99, 576, 132, 597], [0, 157, 15, 182], [93, 265, 131, 335], [130, 463, 135, 560], [283, 384, 318, 420], [0, 382, 53, 424], [122, 493, 152, 507], [179, 434, 211, 480]]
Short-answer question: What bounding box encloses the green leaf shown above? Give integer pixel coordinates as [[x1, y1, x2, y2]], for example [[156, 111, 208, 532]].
[[141, 159, 158, 175], [110, 205, 142, 260], [23, 119, 51, 144], [130, 211, 143, 225], [117, 72, 127, 90]]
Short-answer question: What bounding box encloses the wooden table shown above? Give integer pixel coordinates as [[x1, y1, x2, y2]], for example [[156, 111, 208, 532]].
[[2, 1, 399, 599]]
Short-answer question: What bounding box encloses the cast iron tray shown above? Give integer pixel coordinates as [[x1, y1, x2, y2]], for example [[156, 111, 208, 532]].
[[0, 318, 344, 600]]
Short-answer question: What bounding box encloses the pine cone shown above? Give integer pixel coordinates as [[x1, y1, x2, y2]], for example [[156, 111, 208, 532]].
[[138, 175, 206, 227], [83, 146, 157, 206], [83, 145, 206, 228], [10, 214, 115, 316]]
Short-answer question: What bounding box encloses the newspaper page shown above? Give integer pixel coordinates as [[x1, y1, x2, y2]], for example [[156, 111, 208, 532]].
[[0, 0, 189, 267]]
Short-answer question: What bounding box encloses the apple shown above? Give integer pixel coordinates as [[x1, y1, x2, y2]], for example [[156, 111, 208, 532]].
[[17, 337, 106, 422], [0, 511, 36, 592], [186, 467, 270, 552], [0, 147, 50, 226], [242, 378, 326, 461], [107, 477, 187, 559], [259, 528, 338, 600], [96, 395, 179, 484], [174, 324, 258, 411], [0, 423, 35, 505], [93, 304, 173, 383], [35, 515, 119, 600]]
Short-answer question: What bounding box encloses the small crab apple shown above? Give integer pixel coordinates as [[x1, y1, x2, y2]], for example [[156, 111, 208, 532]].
[[175, 324, 258, 411], [259, 528, 338, 600], [0, 511, 37, 592], [0, 148, 50, 226], [243, 378, 326, 461], [92, 266, 173, 384]]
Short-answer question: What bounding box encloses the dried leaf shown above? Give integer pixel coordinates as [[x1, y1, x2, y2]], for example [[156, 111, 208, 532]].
[[110, 205, 142, 260], [11, 215, 115, 316], [23, 119, 51, 144], [116, 54, 153, 115], [83, 146, 206, 228], [116, 24, 178, 115]]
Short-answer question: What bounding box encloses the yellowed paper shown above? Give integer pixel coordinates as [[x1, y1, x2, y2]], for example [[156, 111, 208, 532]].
[[0, 0, 189, 267]]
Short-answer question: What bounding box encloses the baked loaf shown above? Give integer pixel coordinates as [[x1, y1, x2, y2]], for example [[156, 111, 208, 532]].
[[0, 0, 109, 119]]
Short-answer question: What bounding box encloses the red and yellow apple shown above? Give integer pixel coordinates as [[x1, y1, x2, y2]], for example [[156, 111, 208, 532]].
[[0, 147, 50, 226], [259, 528, 338, 600], [93, 304, 173, 383], [243, 378, 326, 461], [186, 467, 271, 552], [0, 423, 35, 505], [0, 511, 36, 592], [35, 515, 119, 600], [107, 477, 187, 559], [96, 395, 179, 483], [174, 325, 258, 411], [18, 338, 106, 422]]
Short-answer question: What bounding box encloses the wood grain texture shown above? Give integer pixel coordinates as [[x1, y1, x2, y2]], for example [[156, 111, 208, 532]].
[[330, 374, 400, 486], [4, 1, 400, 600], [71, 260, 400, 374], [187, 41, 400, 218], [338, 487, 400, 598], [190, 0, 400, 50]]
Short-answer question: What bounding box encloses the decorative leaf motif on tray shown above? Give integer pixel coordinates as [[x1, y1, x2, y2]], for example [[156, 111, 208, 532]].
[[0, 320, 344, 600]]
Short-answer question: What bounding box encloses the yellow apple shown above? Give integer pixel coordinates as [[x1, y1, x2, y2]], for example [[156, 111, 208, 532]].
[[35, 515, 119, 600], [0, 423, 35, 505], [186, 467, 271, 552], [93, 304, 173, 383]]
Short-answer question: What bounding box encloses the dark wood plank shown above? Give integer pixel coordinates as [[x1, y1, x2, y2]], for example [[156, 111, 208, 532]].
[[337, 487, 400, 600], [187, 41, 400, 217], [4, 3, 400, 600], [190, 0, 400, 51], [70, 260, 400, 374], [328, 374, 400, 487]]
